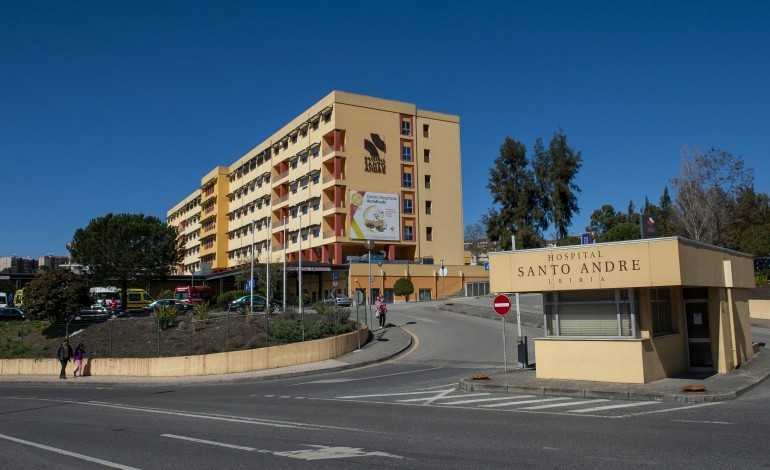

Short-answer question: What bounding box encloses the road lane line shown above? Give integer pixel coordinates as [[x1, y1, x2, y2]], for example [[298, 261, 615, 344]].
[[519, 399, 609, 410], [0, 432, 141, 470], [570, 401, 658, 413], [481, 397, 573, 408], [439, 395, 536, 405], [670, 419, 734, 425], [337, 388, 455, 399], [161, 434, 259, 451], [622, 402, 722, 417]]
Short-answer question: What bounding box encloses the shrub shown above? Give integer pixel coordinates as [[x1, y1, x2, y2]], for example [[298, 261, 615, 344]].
[[156, 289, 174, 300], [393, 277, 415, 302], [216, 290, 248, 309], [322, 306, 350, 325], [194, 301, 213, 321], [24, 270, 91, 323], [313, 303, 325, 315], [153, 305, 177, 330], [756, 272, 769, 287]]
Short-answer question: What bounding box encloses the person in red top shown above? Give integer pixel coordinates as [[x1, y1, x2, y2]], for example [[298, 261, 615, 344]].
[[110, 298, 118, 311]]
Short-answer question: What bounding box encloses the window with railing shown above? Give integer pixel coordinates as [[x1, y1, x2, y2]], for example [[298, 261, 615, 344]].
[[404, 225, 414, 241]]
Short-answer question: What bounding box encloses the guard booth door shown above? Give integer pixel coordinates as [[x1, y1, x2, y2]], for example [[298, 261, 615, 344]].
[[683, 288, 713, 371]]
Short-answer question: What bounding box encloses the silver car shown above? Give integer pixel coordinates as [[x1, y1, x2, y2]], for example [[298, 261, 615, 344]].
[[322, 293, 353, 307]]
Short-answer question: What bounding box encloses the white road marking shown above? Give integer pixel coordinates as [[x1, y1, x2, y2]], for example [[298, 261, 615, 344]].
[[294, 367, 443, 386], [337, 388, 455, 399], [274, 445, 403, 461], [439, 395, 536, 405], [569, 401, 659, 413], [0, 432, 141, 470], [623, 402, 722, 416], [415, 383, 460, 390], [161, 435, 402, 461], [395, 313, 439, 323], [399, 393, 490, 403], [162, 434, 258, 451], [481, 397, 573, 408], [670, 419, 734, 425], [519, 399, 609, 410]]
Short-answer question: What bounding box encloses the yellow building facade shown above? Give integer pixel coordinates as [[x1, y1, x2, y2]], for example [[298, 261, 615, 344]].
[[490, 238, 755, 383], [167, 91, 472, 298]]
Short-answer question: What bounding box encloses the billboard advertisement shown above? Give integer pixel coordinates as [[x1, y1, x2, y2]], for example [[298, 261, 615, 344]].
[[349, 190, 400, 241]]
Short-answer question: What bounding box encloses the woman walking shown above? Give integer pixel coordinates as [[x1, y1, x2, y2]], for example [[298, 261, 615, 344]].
[[73, 342, 85, 377], [377, 295, 387, 329]]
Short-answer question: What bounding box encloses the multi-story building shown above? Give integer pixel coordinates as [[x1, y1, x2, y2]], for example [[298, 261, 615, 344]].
[[0, 256, 39, 274], [166, 91, 487, 301], [38, 255, 69, 271]]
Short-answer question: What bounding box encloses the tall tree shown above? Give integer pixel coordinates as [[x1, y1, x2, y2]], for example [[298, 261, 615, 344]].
[[671, 147, 754, 247], [586, 204, 626, 238], [484, 137, 546, 250], [733, 187, 770, 255], [70, 213, 182, 308], [537, 128, 583, 240]]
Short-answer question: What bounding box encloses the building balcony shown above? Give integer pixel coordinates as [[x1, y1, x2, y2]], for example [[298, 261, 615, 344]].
[[274, 170, 289, 183]]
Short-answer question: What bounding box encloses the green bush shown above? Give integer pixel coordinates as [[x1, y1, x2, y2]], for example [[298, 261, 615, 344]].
[[194, 301, 213, 321], [756, 272, 769, 287], [156, 289, 174, 300], [322, 306, 350, 325], [216, 290, 248, 309], [153, 305, 177, 330]]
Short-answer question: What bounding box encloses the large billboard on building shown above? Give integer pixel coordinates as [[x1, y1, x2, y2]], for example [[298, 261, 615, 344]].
[[349, 190, 400, 241]]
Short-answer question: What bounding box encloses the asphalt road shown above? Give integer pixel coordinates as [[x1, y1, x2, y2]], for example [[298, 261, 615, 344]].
[[1, 299, 769, 469]]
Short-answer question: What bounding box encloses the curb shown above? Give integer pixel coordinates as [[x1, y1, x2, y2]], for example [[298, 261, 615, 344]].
[[0, 328, 414, 388]]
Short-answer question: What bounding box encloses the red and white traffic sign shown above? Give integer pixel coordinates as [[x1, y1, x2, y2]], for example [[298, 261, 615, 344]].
[[493, 294, 511, 316]]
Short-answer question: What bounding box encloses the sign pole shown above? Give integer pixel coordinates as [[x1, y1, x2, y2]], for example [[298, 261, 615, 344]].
[[503, 314, 507, 372], [493, 294, 511, 373]]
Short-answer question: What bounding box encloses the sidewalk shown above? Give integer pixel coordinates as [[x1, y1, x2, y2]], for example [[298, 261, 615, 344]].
[[442, 296, 770, 403], [0, 326, 412, 387]]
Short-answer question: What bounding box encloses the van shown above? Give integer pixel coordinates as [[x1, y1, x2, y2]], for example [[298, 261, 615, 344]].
[[121, 289, 154, 311], [0, 293, 7, 308]]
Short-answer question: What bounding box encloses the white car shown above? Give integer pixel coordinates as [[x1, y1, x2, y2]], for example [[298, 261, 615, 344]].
[[321, 293, 353, 307]]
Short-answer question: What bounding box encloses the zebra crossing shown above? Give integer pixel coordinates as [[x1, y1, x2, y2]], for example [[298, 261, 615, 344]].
[[331, 387, 719, 417]]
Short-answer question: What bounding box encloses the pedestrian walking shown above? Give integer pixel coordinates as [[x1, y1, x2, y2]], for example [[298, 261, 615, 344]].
[[56, 339, 73, 379], [377, 295, 387, 328], [374, 296, 382, 329], [110, 298, 118, 311], [73, 342, 85, 378]]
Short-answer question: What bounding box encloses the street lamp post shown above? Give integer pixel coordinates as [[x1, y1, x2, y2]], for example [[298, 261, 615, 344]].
[[363, 239, 375, 329], [65, 243, 73, 273]]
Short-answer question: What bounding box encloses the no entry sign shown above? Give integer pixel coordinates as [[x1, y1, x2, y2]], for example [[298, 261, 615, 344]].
[[493, 295, 511, 316]]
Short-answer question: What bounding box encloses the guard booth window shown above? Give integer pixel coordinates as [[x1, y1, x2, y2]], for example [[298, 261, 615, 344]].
[[419, 289, 432, 301], [544, 289, 639, 338]]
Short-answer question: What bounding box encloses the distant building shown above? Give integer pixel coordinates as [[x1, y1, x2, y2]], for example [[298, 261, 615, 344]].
[[38, 255, 69, 271], [0, 256, 38, 274]]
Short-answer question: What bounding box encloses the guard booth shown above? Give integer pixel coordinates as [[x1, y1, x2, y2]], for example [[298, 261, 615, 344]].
[[489, 237, 756, 383]]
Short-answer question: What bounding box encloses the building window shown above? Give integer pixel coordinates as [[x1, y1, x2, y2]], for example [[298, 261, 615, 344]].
[[291, 183, 298, 194], [651, 288, 674, 336], [291, 207, 298, 218], [402, 143, 412, 161], [313, 227, 320, 237], [423, 124, 430, 137], [402, 172, 413, 188], [419, 289, 432, 301], [425, 200, 432, 214], [313, 200, 320, 211], [424, 175, 431, 189], [323, 112, 331, 123], [424, 149, 430, 163], [403, 198, 413, 214], [302, 204, 308, 215], [544, 289, 639, 338], [404, 225, 414, 241], [401, 118, 411, 136], [291, 159, 298, 169], [426, 227, 433, 241], [291, 233, 298, 243]]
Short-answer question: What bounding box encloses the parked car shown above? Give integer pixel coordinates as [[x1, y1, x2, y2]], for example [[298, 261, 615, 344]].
[[228, 295, 282, 313], [0, 307, 25, 321], [319, 293, 353, 308], [68, 305, 115, 322], [143, 299, 194, 314]]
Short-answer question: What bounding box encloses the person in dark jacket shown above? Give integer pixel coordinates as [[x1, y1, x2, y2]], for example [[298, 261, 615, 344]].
[[56, 339, 73, 379]]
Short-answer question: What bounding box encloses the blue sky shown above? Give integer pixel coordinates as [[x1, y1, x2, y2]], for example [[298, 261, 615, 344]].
[[2, 1, 768, 258]]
